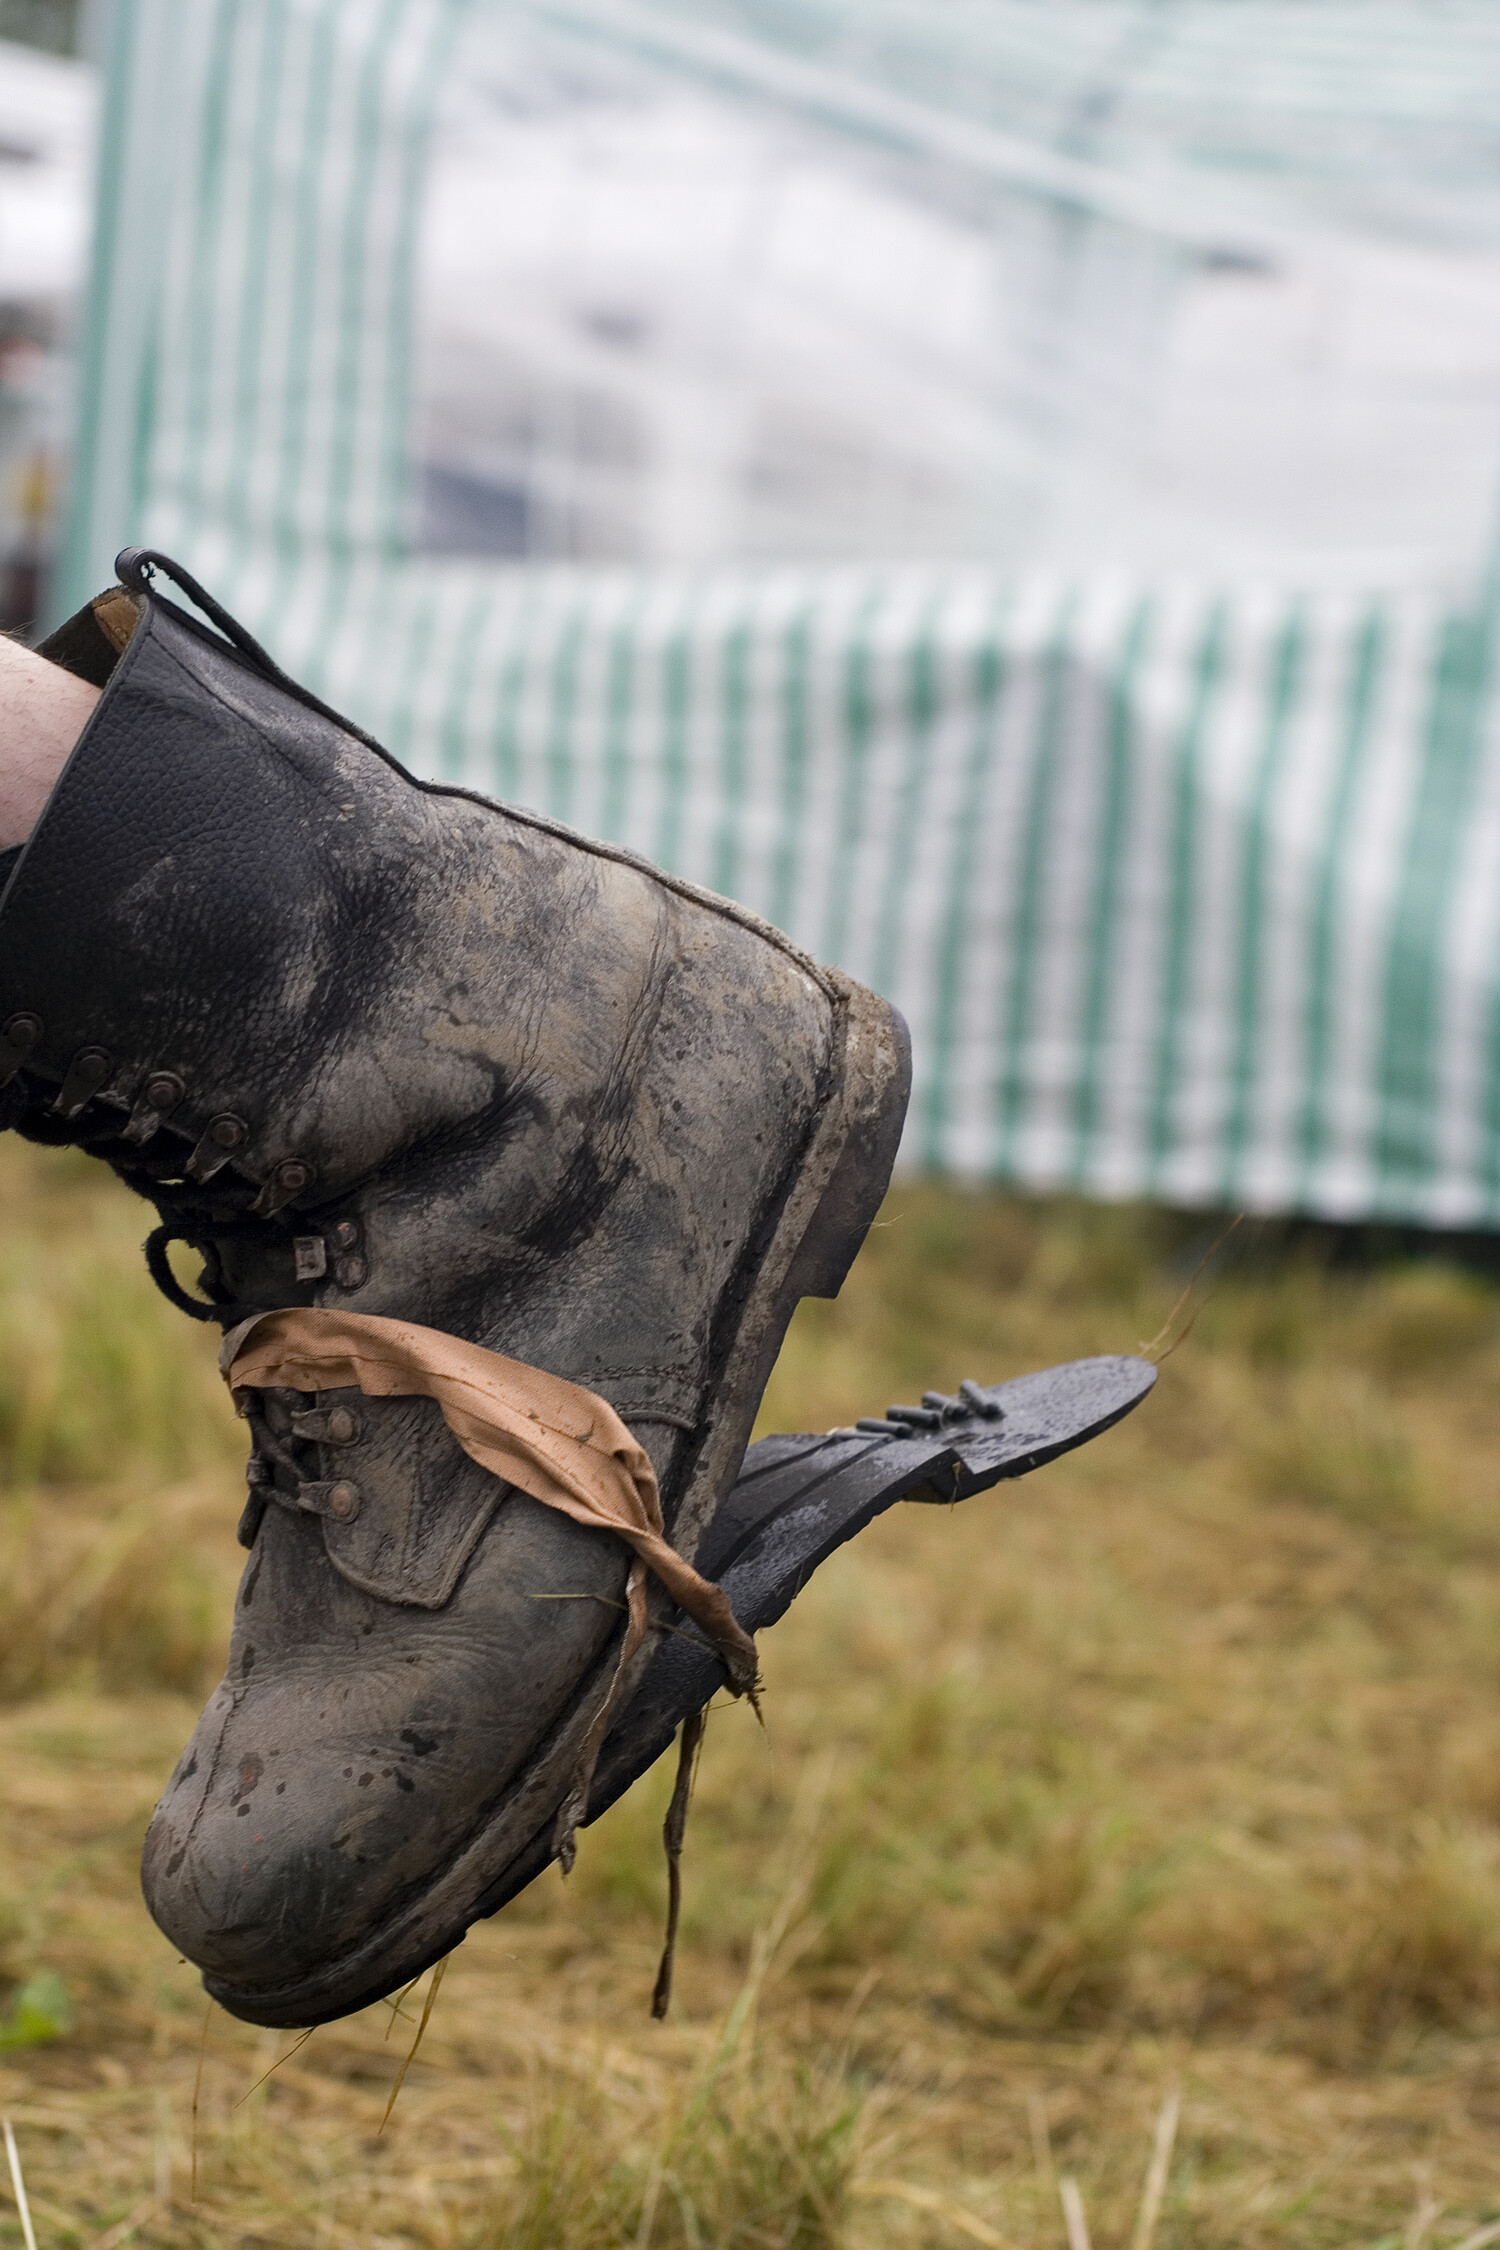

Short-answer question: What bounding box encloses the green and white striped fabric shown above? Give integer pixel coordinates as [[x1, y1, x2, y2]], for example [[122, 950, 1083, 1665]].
[[58, 0, 1500, 1226]]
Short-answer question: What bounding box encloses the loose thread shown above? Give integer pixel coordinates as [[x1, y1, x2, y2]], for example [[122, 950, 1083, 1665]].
[[1142, 1213, 1243, 1363], [652, 1706, 707, 2020]]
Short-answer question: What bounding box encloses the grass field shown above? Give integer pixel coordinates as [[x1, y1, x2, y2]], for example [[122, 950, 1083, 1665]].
[[6, 1138, 1500, 2247]]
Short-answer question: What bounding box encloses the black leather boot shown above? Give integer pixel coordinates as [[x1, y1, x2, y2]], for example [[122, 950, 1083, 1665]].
[[0, 551, 909, 2027]]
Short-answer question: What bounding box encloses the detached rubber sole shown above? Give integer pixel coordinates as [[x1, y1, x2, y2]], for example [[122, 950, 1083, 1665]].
[[499, 1350, 1159, 1903], [201, 972, 911, 2030], [207, 1352, 1155, 2028]]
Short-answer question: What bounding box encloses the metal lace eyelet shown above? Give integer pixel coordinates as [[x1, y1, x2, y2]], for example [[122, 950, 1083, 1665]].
[[186, 1111, 249, 1182], [53, 1045, 111, 1118], [290, 1405, 361, 1445], [252, 1157, 314, 1217], [122, 1069, 186, 1146], [293, 1235, 328, 1281], [0, 1011, 41, 1088]]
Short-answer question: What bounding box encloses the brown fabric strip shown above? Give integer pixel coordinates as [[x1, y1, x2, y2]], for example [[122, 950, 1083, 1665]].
[[219, 1307, 758, 1697]]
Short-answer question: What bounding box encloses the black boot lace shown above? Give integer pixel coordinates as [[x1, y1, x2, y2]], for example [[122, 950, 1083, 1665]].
[[12, 1097, 303, 1328]]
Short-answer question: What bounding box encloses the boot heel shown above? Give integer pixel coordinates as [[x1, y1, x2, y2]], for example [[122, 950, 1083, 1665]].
[[783, 975, 911, 1301], [671, 974, 911, 1564]]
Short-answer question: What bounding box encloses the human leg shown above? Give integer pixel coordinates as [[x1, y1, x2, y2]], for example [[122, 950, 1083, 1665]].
[[0, 632, 98, 850]]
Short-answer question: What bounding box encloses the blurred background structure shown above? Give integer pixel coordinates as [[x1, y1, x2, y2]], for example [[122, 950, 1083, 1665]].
[[12, 0, 1500, 1225], [410, 5, 1500, 588], [0, 7, 91, 632]]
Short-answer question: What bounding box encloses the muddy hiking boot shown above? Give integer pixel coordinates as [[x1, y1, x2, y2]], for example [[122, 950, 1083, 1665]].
[[0, 550, 911, 2027]]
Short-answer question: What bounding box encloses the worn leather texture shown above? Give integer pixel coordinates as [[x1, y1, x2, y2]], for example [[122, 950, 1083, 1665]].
[[0, 556, 911, 2024]]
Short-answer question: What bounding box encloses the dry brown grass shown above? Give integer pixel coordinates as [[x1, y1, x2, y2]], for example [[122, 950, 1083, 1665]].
[[6, 1140, 1500, 2243]]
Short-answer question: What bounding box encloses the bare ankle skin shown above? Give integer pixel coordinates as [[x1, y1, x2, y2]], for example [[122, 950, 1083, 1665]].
[[0, 635, 100, 850]]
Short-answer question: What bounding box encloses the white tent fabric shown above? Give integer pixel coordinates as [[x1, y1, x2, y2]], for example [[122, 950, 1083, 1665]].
[[56, 0, 1500, 1225]]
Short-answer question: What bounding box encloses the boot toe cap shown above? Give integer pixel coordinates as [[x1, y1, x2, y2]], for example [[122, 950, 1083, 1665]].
[[141, 1688, 453, 1998], [141, 1496, 626, 2020]]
